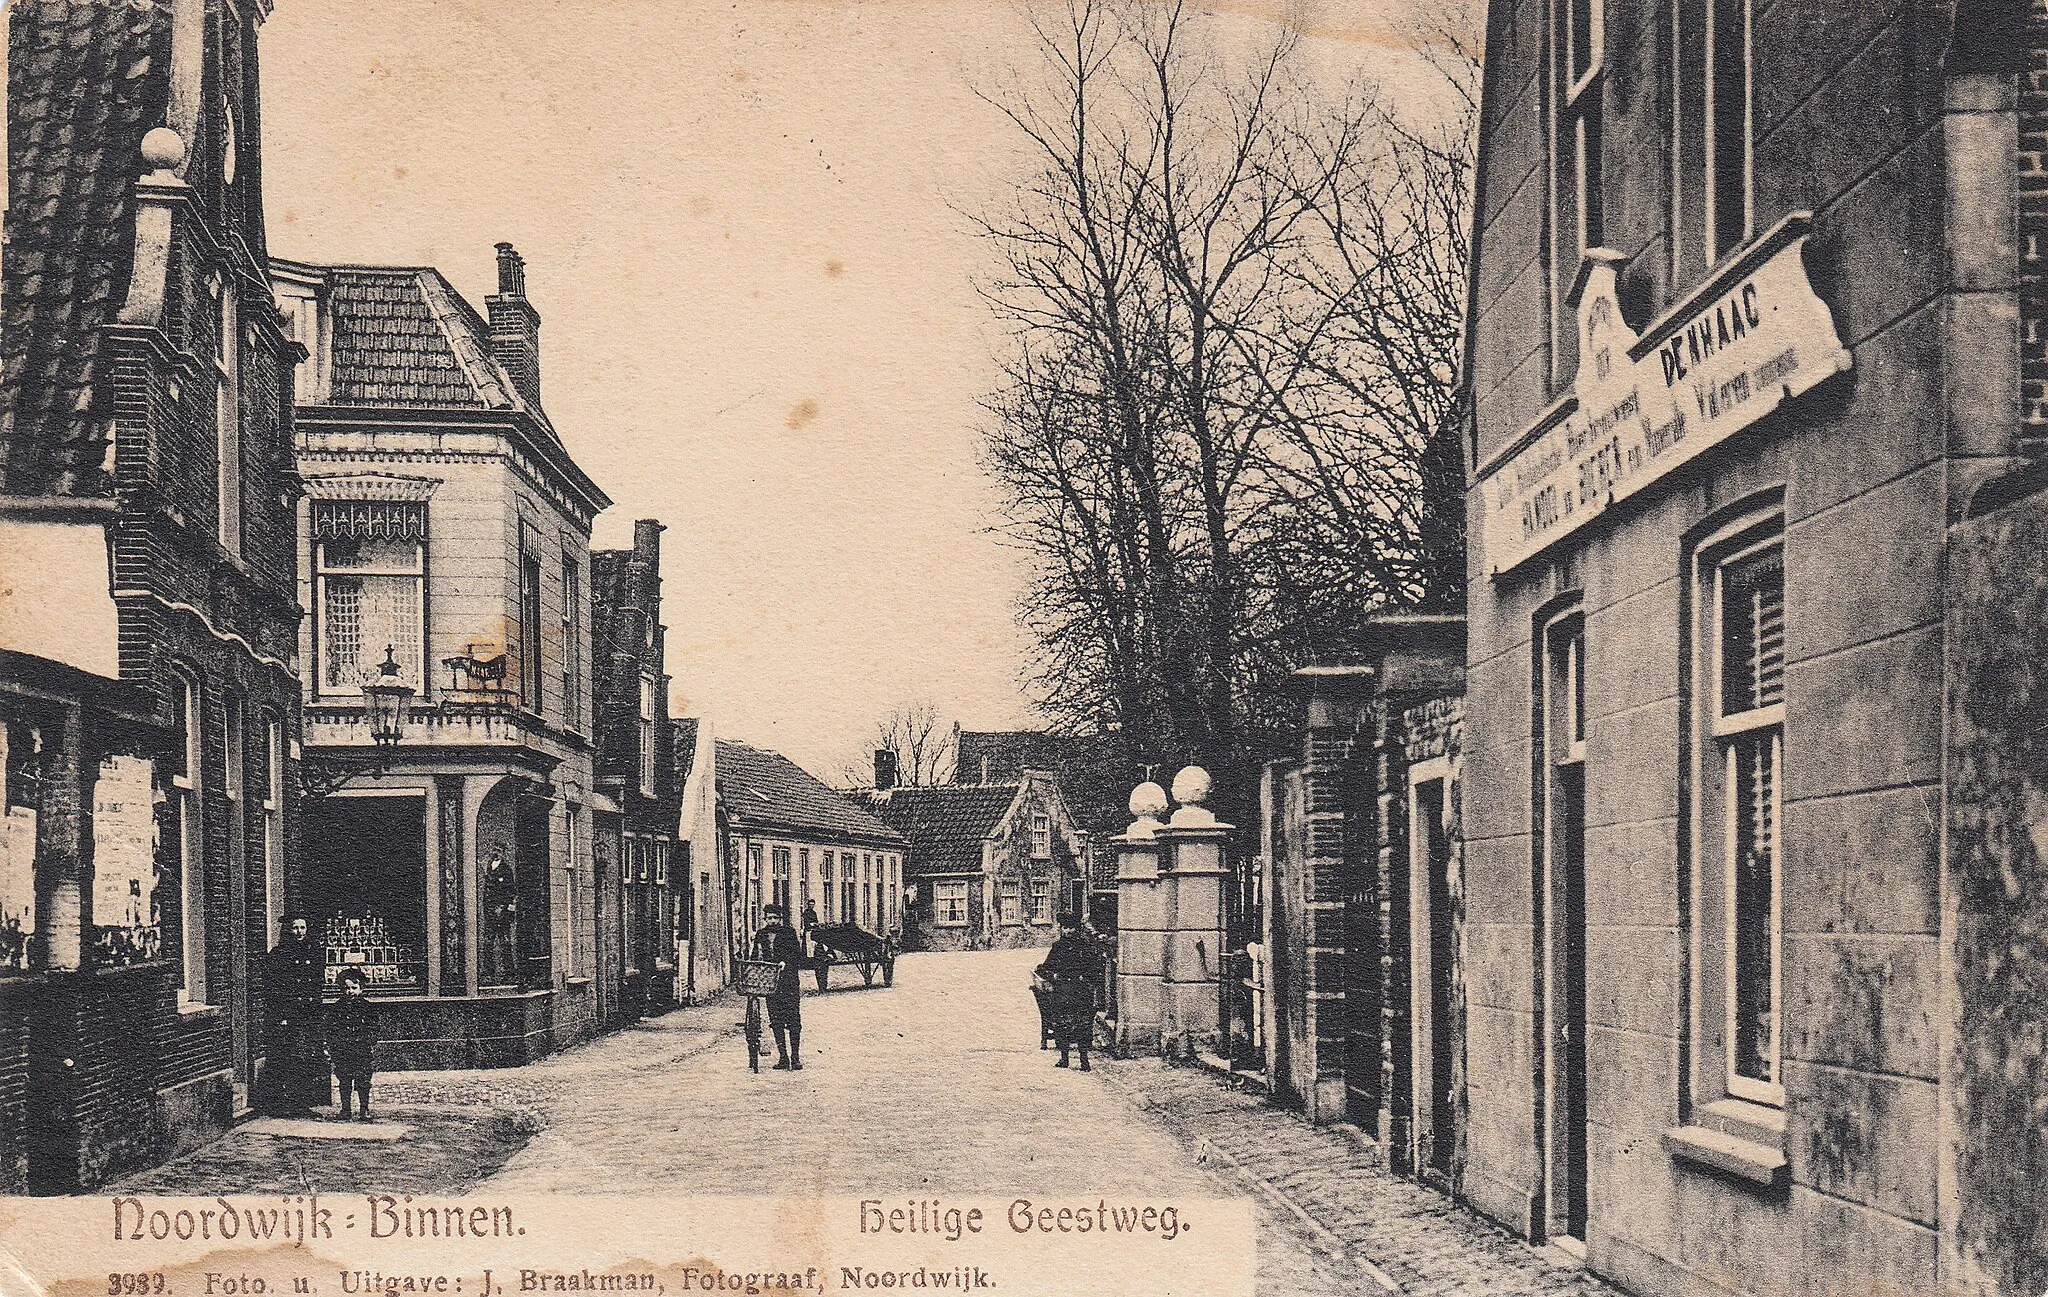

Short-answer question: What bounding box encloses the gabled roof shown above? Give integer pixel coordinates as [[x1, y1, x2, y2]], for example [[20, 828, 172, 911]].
[[0, 0, 174, 495], [673, 718, 700, 787], [282, 261, 563, 448], [857, 783, 1021, 870], [717, 739, 904, 845]]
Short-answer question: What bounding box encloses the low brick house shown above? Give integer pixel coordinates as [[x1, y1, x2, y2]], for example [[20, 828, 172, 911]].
[[717, 740, 905, 956], [0, 0, 307, 1189], [860, 765, 1091, 952]]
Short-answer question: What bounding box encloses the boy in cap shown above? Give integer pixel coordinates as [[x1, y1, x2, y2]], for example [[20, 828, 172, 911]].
[[751, 904, 808, 1069]]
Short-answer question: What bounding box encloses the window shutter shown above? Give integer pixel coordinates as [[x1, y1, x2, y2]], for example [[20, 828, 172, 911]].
[[1721, 546, 1784, 715]]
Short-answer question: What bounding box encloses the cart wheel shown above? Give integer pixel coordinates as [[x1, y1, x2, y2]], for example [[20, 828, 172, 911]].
[[744, 996, 762, 1073]]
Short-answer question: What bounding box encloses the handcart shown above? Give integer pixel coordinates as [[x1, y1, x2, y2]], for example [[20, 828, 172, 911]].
[[733, 958, 785, 1072]]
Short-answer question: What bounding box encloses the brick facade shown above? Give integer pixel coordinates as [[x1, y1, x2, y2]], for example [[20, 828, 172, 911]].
[[0, 0, 306, 1188], [591, 521, 684, 1015]]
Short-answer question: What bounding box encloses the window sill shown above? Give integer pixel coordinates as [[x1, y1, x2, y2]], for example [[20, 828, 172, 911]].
[[176, 999, 224, 1019], [564, 976, 592, 988], [1663, 1111, 1786, 1189]]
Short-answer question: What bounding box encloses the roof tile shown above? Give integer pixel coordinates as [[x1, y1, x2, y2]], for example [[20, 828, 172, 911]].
[[716, 740, 903, 845]]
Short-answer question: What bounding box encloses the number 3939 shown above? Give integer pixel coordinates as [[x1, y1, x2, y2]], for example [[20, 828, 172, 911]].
[[109, 1274, 168, 1295]]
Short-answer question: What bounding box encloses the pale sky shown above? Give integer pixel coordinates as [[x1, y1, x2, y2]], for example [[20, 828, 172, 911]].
[[257, 0, 1441, 780]]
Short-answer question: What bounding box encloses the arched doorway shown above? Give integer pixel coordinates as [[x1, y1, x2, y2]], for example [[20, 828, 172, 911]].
[[476, 778, 553, 991]]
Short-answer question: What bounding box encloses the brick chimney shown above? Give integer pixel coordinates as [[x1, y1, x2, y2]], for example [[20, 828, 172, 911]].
[[874, 749, 899, 791], [488, 242, 542, 407]]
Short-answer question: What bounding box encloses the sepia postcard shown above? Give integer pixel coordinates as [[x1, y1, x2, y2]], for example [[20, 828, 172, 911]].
[[0, 0, 2038, 1294]]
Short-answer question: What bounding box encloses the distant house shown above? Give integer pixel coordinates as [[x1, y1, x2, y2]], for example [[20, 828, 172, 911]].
[[716, 740, 907, 954], [952, 729, 1136, 917], [859, 757, 1091, 952]]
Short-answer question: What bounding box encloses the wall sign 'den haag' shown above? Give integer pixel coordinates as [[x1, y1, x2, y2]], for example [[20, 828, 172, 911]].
[[1477, 211, 1852, 576]]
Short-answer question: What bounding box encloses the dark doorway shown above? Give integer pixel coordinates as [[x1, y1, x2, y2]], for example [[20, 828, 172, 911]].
[[1418, 777, 1457, 1179], [304, 795, 429, 995], [1558, 762, 1590, 1240]]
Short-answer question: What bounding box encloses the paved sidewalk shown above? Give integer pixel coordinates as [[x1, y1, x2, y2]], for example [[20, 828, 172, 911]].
[[1104, 1058, 1623, 1297]]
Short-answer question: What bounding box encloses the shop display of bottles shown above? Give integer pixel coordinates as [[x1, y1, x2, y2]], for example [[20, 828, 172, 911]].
[[323, 912, 422, 992]]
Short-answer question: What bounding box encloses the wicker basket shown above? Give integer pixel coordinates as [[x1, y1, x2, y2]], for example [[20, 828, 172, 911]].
[[733, 959, 784, 997]]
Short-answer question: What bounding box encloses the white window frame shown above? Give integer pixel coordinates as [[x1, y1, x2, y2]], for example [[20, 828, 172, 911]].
[[562, 548, 583, 733], [934, 880, 969, 927], [172, 671, 208, 1005], [214, 279, 241, 556], [654, 836, 670, 887], [1031, 811, 1052, 860], [262, 716, 285, 946], [1692, 516, 1785, 1108], [637, 673, 657, 796], [841, 853, 857, 923], [313, 502, 427, 696], [998, 880, 1021, 927], [1029, 876, 1051, 925]]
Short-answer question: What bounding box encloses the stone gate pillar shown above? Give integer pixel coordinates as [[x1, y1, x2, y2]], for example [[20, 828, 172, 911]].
[[1113, 783, 1167, 1054], [1157, 767, 1231, 1058]]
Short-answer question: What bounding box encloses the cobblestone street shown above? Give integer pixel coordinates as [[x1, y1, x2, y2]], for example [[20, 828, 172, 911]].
[[122, 949, 1615, 1296]]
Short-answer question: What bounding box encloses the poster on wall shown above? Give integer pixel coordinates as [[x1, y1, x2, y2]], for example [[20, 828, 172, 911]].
[[91, 753, 160, 965]]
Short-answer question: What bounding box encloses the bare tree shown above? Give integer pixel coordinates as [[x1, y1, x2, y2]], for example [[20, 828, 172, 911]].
[[843, 702, 959, 788], [973, 0, 1478, 795]]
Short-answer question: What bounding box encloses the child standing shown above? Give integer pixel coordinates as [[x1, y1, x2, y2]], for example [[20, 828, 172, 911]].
[[327, 968, 379, 1120]]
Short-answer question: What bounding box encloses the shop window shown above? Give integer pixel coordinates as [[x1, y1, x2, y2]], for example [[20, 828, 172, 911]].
[[0, 722, 41, 973], [935, 881, 969, 927], [1030, 877, 1051, 924], [314, 500, 426, 693], [1031, 811, 1052, 860], [1693, 516, 1785, 1106]]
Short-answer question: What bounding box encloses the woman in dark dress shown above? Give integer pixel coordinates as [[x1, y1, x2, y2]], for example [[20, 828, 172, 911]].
[[327, 968, 378, 1120], [258, 916, 331, 1114], [1036, 913, 1102, 1071]]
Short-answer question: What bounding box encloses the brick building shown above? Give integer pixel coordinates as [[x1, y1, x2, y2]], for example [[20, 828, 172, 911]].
[[1259, 618, 1465, 1176], [1455, 0, 2048, 1291], [0, 0, 306, 1189], [590, 520, 683, 1017], [271, 245, 611, 1069], [717, 740, 905, 954], [860, 760, 1091, 952]]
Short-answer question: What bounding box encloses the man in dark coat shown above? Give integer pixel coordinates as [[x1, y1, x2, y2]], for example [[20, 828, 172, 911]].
[[258, 916, 331, 1114], [751, 904, 807, 1069], [1036, 913, 1102, 1070], [327, 967, 378, 1120]]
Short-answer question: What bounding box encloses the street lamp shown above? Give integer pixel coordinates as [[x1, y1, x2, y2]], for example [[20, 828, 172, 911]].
[[302, 645, 416, 799], [363, 645, 415, 748]]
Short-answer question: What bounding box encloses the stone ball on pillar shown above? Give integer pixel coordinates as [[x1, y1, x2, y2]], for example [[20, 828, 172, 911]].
[[141, 127, 187, 174], [1169, 766, 1218, 828], [1125, 781, 1169, 839]]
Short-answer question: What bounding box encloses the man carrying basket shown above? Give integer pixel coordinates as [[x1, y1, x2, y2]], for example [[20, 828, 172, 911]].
[[751, 904, 807, 1070]]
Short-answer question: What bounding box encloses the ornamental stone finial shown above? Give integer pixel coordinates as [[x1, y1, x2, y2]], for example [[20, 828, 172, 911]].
[[1168, 765, 1218, 828], [1125, 781, 1169, 839], [141, 127, 187, 175]]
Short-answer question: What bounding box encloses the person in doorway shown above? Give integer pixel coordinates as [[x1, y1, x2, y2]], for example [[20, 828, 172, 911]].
[[1035, 913, 1102, 1071], [327, 967, 379, 1120], [258, 915, 331, 1114], [800, 899, 820, 934], [751, 904, 807, 1069]]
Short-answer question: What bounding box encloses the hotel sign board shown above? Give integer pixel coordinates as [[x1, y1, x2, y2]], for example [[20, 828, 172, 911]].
[[1477, 213, 1851, 575]]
